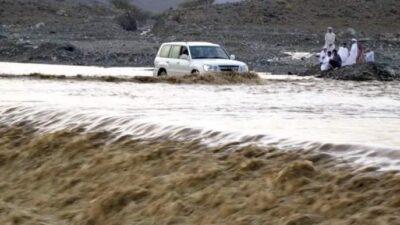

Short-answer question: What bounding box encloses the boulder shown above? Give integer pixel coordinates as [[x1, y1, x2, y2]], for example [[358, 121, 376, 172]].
[[319, 63, 398, 81], [115, 12, 138, 31], [346, 27, 357, 36]]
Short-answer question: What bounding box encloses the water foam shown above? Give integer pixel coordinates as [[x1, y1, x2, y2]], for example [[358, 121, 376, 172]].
[[1, 105, 400, 170]]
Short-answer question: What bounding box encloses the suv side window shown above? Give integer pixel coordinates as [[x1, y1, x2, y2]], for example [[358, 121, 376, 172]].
[[180, 46, 188, 56], [159, 45, 171, 58], [169, 45, 182, 59]]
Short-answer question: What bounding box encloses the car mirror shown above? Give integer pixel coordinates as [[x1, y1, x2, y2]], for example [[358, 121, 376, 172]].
[[180, 54, 189, 60], [230, 54, 236, 60]]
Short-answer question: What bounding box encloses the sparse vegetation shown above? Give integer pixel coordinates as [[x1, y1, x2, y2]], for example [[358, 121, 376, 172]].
[[179, 0, 215, 8], [111, 0, 151, 21]]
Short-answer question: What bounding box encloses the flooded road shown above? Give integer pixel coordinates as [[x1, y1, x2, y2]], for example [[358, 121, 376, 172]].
[[1, 75, 400, 169]]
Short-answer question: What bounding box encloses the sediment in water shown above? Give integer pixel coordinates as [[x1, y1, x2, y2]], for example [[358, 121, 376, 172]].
[[0, 72, 264, 85], [0, 123, 400, 225]]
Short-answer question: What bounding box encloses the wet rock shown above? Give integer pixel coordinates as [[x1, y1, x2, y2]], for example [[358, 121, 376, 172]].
[[319, 63, 399, 81], [300, 65, 320, 76], [116, 12, 138, 31]]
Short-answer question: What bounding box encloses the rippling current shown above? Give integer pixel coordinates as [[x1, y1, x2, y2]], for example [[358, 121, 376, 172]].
[[1, 77, 400, 169]]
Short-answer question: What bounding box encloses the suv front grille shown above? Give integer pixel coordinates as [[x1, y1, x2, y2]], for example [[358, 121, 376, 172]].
[[219, 65, 239, 72]]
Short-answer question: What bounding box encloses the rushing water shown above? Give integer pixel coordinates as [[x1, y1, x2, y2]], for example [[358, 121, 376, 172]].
[[1, 74, 400, 169]]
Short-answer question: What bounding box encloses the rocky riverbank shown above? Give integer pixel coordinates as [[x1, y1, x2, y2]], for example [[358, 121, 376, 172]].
[[301, 63, 399, 81], [319, 63, 399, 81]]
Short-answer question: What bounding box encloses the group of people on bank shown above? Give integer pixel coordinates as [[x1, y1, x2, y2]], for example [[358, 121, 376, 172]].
[[320, 27, 375, 71]]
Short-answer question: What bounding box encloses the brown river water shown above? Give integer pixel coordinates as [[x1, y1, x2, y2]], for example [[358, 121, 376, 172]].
[[1, 76, 400, 169], [1, 75, 400, 225]]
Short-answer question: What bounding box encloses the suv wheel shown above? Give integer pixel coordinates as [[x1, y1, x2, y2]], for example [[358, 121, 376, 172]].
[[158, 69, 167, 77], [191, 70, 200, 76]]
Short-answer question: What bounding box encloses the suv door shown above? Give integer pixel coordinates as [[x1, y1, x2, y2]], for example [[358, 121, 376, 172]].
[[155, 44, 171, 75], [168, 45, 181, 76], [177, 46, 191, 75], [168, 45, 191, 76]]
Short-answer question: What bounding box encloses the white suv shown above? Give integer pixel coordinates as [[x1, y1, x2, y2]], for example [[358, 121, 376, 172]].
[[153, 42, 249, 76]]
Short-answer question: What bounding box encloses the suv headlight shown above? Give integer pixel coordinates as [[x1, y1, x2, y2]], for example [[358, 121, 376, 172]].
[[239, 65, 249, 72], [203, 64, 218, 72]]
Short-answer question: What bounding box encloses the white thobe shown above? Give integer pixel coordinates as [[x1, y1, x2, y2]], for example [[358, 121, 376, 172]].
[[321, 55, 332, 71], [325, 32, 336, 51], [338, 47, 349, 65], [365, 51, 375, 63], [319, 50, 327, 64], [346, 43, 358, 66]]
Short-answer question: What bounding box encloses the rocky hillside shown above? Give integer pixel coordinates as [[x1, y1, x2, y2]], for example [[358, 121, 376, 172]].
[[157, 0, 400, 32], [131, 0, 242, 12], [154, 0, 400, 73], [0, 0, 114, 25], [0, 0, 399, 74]]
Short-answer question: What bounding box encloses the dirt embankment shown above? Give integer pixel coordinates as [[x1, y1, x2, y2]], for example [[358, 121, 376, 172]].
[[0, 72, 263, 85], [301, 63, 399, 81], [1, 123, 400, 225]]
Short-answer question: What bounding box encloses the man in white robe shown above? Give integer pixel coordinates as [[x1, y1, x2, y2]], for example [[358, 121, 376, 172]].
[[319, 48, 328, 64], [365, 49, 375, 63], [346, 39, 358, 66], [325, 27, 336, 51], [321, 51, 332, 71], [338, 43, 349, 65]]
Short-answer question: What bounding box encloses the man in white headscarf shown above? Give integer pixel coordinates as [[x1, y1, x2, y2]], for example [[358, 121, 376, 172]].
[[319, 47, 328, 64], [321, 51, 332, 71], [338, 42, 349, 65], [346, 39, 358, 66], [325, 27, 336, 51]]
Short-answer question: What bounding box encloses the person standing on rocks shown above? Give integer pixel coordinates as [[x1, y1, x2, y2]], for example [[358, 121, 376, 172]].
[[346, 39, 358, 66], [325, 27, 336, 51], [338, 43, 349, 65]]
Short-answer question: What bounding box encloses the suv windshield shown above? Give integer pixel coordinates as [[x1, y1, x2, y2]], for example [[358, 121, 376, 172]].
[[189, 46, 229, 59]]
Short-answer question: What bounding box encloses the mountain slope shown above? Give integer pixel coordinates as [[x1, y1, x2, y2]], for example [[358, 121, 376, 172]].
[[0, 0, 113, 24], [157, 0, 400, 32], [131, 0, 242, 12]]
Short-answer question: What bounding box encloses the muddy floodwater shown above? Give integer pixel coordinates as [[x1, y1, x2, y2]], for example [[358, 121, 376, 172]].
[[1, 75, 400, 225], [1, 77, 400, 169]]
